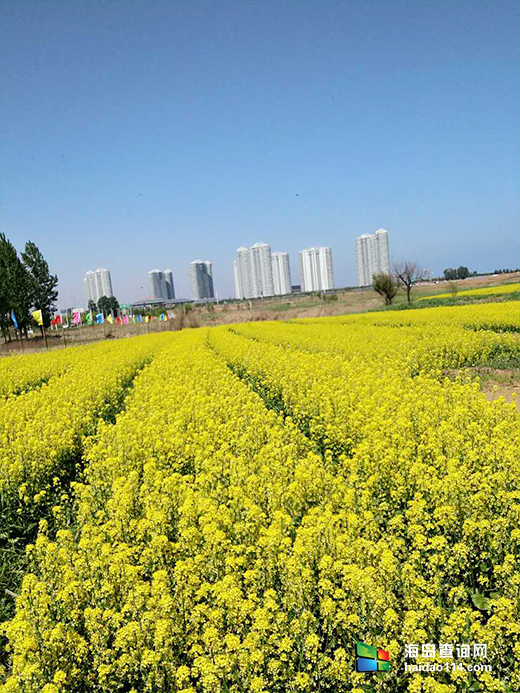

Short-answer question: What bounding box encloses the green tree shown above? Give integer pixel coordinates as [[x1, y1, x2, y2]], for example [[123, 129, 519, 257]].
[[107, 296, 119, 313], [457, 266, 469, 279], [21, 241, 58, 329], [0, 234, 32, 339], [372, 272, 398, 305], [87, 299, 97, 313], [444, 268, 457, 281], [97, 296, 111, 316], [97, 296, 119, 316]]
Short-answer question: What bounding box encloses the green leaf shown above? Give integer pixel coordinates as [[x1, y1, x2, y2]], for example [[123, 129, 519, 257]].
[[471, 591, 489, 611]]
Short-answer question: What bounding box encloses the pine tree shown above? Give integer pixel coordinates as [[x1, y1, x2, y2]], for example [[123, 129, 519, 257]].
[[21, 241, 58, 328]]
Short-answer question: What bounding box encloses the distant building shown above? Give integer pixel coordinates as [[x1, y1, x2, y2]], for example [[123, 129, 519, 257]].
[[271, 252, 292, 296], [147, 269, 175, 300], [355, 228, 390, 286], [164, 269, 175, 299], [234, 243, 274, 299], [234, 247, 251, 299], [83, 268, 113, 304], [148, 269, 166, 299], [299, 247, 334, 292], [190, 260, 214, 300]]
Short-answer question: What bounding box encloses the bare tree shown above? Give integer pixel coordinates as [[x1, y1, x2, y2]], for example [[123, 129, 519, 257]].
[[372, 273, 398, 305], [448, 281, 459, 297], [393, 262, 423, 304]]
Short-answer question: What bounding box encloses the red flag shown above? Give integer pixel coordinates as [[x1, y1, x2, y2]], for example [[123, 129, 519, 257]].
[[51, 315, 62, 325], [116, 316, 122, 325]]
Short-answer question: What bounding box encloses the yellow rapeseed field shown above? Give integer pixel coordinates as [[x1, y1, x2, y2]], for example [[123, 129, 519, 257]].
[[1, 302, 519, 693], [419, 281, 520, 301]]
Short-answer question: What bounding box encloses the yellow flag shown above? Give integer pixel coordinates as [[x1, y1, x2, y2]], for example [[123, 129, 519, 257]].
[[145, 316, 149, 323], [107, 314, 114, 324], [32, 309, 43, 326]]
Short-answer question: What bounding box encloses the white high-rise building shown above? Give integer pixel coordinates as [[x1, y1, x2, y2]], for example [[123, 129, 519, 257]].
[[299, 247, 334, 292], [147, 269, 167, 299], [191, 260, 215, 300], [96, 268, 113, 298], [234, 247, 250, 300], [234, 243, 274, 299], [355, 228, 390, 286], [83, 271, 97, 303], [83, 268, 114, 304], [164, 270, 175, 299], [271, 252, 292, 295]]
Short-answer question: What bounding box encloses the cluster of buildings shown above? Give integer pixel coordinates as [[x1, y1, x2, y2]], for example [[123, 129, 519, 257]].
[[146, 262, 215, 301], [233, 243, 334, 299], [82, 229, 392, 307]]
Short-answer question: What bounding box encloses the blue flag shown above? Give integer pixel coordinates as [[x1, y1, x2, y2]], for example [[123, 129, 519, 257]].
[[137, 315, 142, 323], [96, 313, 104, 324], [10, 310, 18, 330]]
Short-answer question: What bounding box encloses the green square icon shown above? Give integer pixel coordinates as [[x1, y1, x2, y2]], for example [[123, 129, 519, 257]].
[[356, 642, 378, 659]]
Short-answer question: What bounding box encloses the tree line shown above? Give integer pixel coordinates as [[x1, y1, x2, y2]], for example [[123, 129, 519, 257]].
[[0, 234, 58, 340], [443, 266, 472, 280], [87, 296, 120, 317]]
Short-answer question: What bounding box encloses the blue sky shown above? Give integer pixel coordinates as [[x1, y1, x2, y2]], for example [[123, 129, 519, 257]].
[[1, 0, 518, 305]]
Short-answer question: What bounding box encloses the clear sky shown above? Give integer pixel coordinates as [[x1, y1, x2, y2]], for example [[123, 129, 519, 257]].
[[1, 0, 518, 306]]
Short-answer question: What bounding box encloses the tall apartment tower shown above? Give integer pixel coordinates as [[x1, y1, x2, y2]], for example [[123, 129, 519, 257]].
[[148, 269, 166, 299], [164, 270, 175, 299], [96, 268, 113, 299], [234, 243, 274, 299], [83, 271, 97, 303], [147, 269, 175, 300], [355, 228, 390, 286], [234, 247, 251, 300], [83, 268, 114, 304], [271, 252, 292, 295], [299, 247, 334, 292], [190, 260, 215, 300]]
